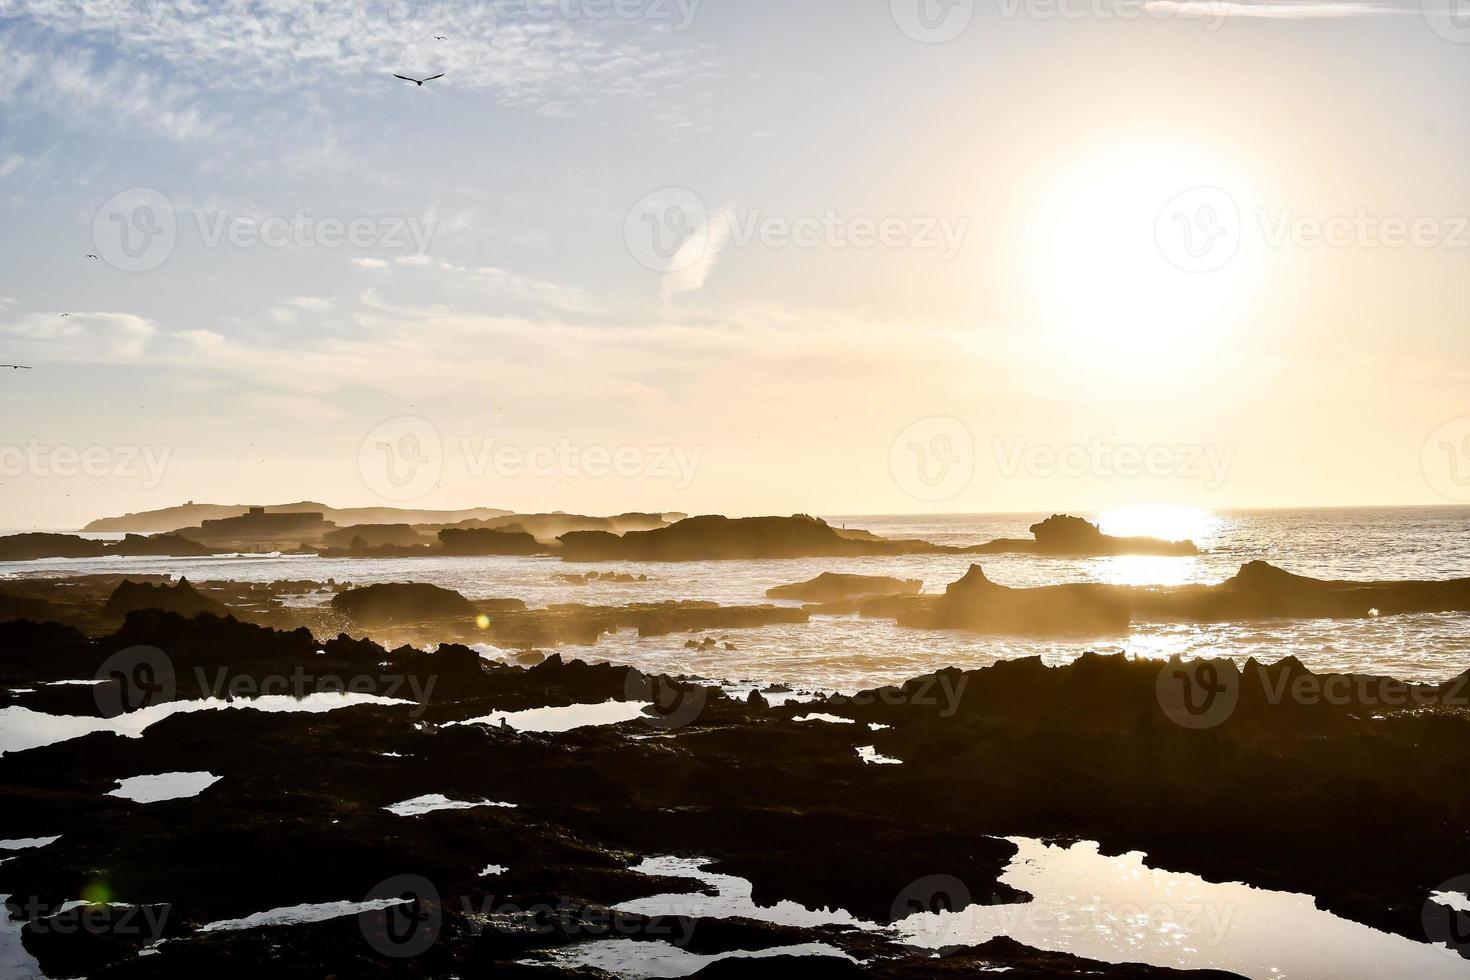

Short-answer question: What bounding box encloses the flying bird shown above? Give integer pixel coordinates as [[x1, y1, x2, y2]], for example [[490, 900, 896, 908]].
[[85, 254, 99, 260], [434, 35, 447, 40], [0, 364, 32, 370], [59, 314, 71, 318], [394, 73, 445, 87]]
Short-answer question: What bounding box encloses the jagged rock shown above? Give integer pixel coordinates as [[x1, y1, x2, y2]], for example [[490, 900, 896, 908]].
[[102, 579, 230, 620]]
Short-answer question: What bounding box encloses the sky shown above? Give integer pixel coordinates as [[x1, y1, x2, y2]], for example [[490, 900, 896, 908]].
[[1, 0, 1469, 529]]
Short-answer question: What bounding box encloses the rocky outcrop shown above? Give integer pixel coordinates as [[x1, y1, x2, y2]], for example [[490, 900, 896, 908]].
[[321, 524, 428, 550], [101, 578, 230, 620], [0, 614, 1462, 977], [768, 573, 924, 602], [560, 514, 1197, 562], [107, 534, 218, 557], [436, 528, 543, 556], [560, 515, 976, 562], [330, 583, 477, 627], [973, 515, 1199, 557], [863, 565, 1131, 635], [1132, 560, 1470, 620], [0, 533, 218, 562], [0, 533, 109, 561]]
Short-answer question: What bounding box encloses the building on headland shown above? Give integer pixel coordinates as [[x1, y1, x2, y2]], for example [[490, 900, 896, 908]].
[[182, 507, 335, 551]]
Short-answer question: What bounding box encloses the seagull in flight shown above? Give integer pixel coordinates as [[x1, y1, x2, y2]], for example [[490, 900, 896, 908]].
[[0, 364, 32, 370], [59, 313, 71, 318], [434, 35, 447, 40], [394, 73, 445, 87], [85, 254, 99, 260]]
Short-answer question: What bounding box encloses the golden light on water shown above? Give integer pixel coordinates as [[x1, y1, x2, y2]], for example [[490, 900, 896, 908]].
[[1097, 506, 1219, 546]]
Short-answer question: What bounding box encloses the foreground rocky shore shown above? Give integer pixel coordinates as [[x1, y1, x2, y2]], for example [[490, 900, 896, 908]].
[[2, 611, 1468, 977]]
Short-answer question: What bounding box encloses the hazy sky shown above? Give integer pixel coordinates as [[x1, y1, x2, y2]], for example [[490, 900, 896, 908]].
[[2, 0, 1469, 528]]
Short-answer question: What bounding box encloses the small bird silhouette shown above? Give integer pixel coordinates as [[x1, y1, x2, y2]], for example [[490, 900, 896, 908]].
[[434, 35, 447, 40], [394, 73, 445, 87], [85, 254, 99, 260], [0, 364, 32, 370], [59, 314, 71, 318]]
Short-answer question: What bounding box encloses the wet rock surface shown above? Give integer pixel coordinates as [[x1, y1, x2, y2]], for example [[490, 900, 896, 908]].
[[766, 573, 923, 603], [1, 613, 1465, 976]]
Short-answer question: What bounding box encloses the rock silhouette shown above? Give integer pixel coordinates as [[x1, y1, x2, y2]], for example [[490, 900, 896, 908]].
[[768, 573, 924, 602], [1, 613, 1461, 976], [330, 583, 477, 627]]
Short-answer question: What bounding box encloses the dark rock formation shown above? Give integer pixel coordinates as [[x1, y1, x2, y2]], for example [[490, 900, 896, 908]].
[[102, 579, 230, 620], [1133, 559, 1470, 620], [0, 533, 219, 562], [2, 614, 1461, 977], [861, 565, 1130, 635], [330, 583, 476, 627], [560, 514, 1197, 562], [768, 573, 923, 602], [321, 524, 428, 549], [437, 528, 543, 556], [974, 515, 1199, 557], [108, 534, 219, 557], [560, 515, 969, 562], [0, 533, 109, 561]]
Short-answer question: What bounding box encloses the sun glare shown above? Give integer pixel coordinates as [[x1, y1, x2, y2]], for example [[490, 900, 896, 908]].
[[1027, 143, 1264, 363], [1097, 505, 1219, 546]]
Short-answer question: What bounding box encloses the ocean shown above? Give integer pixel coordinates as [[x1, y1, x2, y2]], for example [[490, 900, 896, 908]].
[[4, 506, 1469, 692]]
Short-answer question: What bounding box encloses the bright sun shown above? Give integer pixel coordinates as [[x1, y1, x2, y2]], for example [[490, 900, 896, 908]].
[[1027, 142, 1265, 362]]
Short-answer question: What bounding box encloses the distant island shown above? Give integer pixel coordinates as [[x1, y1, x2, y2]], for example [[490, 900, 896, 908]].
[[3, 508, 1197, 563]]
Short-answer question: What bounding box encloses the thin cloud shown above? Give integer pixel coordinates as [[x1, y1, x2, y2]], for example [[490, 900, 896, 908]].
[[662, 208, 733, 301]]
